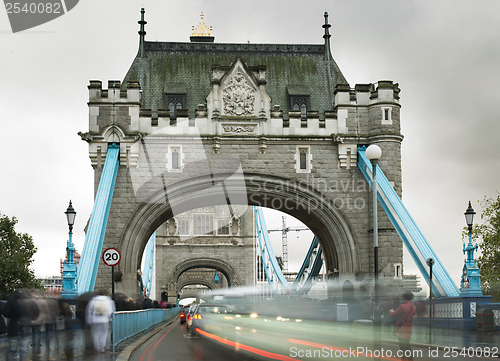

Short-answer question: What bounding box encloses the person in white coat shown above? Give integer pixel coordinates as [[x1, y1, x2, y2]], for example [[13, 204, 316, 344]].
[[85, 293, 115, 353]]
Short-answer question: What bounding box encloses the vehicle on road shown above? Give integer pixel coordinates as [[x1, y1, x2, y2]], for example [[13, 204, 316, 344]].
[[190, 304, 231, 335], [179, 305, 190, 324], [186, 304, 198, 330]]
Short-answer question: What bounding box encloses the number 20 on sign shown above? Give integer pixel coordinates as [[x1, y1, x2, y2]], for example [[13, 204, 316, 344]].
[[102, 248, 121, 267]]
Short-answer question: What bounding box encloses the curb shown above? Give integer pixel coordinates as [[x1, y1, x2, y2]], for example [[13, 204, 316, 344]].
[[115, 318, 179, 361]]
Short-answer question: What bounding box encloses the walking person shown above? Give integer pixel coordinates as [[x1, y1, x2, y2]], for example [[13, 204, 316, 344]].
[[390, 291, 417, 360], [2, 290, 38, 361], [30, 295, 46, 361], [85, 292, 115, 353]]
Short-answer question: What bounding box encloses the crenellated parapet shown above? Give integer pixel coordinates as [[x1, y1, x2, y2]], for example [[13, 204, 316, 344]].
[[334, 80, 401, 135], [82, 80, 143, 170], [83, 77, 403, 181], [87, 80, 141, 134]]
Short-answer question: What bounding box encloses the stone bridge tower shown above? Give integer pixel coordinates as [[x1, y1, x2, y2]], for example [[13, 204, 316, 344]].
[[80, 10, 404, 299]]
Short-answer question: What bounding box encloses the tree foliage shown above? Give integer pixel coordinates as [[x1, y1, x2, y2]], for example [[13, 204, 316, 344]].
[[475, 194, 500, 301], [0, 212, 42, 298]]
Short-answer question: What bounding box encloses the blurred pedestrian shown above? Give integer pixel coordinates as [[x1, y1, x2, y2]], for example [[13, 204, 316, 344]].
[[43, 298, 59, 360], [2, 290, 38, 361], [31, 294, 46, 361], [0, 301, 7, 335], [142, 297, 153, 309], [390, 291, 416, 360], [86, 292, 115, 353]]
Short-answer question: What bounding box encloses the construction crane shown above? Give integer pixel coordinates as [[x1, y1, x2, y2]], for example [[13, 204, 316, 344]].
[[267, 215, 309, 272]]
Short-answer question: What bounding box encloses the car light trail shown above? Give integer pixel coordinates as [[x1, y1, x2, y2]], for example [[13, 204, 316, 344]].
[[195, 328, 296, 361], [288, 338, 401, 361]]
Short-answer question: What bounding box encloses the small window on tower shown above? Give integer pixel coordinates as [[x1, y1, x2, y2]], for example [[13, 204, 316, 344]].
[[289, 95, 309, 120], [165, 94, 186, 120], [171, 147, 180, 170], [382, 107, 392, 125], [167, 145, 182, 172], [177, 219, 190, 235], [299, 149, 307, 170], [217, 220, 230, 235], [295, 146, 312, 173], [394, 263, 402, 279]]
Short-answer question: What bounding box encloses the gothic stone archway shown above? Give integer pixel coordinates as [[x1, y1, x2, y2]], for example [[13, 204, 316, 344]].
[[107, 172, 366, 298]]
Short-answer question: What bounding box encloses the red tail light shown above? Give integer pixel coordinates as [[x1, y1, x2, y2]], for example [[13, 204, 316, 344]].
[[180, 313, 185, 318]]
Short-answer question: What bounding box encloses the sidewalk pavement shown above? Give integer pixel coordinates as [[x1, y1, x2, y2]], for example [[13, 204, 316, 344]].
[[409, 325, 500, 353]]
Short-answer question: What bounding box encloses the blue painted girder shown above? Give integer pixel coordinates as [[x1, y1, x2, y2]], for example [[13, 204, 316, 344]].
[[77, 143, 120, 294], [357, 147, 460, 297], [141, 233, 155, 296], [292, 236, 323, 293], [254, 206, 289, 290]]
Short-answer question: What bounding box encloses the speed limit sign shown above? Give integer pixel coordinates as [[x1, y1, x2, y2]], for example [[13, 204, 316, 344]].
[[102, 248, 121, 267]]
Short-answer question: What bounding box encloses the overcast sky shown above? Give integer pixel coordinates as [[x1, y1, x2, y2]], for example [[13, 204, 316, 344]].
[[1, 1, 499, 291]]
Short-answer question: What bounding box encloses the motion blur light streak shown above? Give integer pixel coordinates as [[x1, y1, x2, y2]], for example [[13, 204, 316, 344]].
[[139, 323, 177, 361], [195, 328, 296, 361], [287, 338, 400, 361]]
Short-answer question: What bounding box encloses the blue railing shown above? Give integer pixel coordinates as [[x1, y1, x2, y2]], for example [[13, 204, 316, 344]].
[[112, 307, 180, 352]]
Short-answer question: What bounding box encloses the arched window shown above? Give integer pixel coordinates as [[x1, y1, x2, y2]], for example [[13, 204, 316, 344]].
[[299, 149, 307, 170], [289, 95, 310, 120], [171, 147, 179, 170], [167, 145, 182, 172], [296, 146, 311, 173], [165, 94, 186, 120]]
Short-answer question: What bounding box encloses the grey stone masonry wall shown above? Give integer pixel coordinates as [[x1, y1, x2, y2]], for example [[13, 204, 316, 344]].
[[82, 77, 404, 297]]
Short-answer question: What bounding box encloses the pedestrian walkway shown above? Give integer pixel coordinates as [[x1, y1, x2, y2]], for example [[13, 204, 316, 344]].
[[410, 325, 500, 351]]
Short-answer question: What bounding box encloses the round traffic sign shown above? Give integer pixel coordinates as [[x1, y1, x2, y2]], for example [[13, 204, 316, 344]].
[[102, 247, 121, 267]]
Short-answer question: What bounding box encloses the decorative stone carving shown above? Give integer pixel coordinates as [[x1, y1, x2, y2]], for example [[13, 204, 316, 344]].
[[231, 217, 240, 235], [222, 70, 255, 116], [338, 144, 357, 169], [259, 137, 268, 154], [207, 59, 271, 121], [212, 137, 221, 153], [222, 125, 256, 133]]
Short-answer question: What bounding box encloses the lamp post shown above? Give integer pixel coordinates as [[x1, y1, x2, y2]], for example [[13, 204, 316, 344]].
[[461, 201, 482, 296], [62, 201, 78, 299], [366, 144, 382, 324], [426, 257, 435, 343]]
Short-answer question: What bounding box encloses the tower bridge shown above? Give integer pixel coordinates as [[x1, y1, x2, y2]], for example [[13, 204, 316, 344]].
[[75, 10, 458, 302]]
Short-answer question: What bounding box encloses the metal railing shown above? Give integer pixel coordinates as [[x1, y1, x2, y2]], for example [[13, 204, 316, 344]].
[[112, 307, 180, 352]]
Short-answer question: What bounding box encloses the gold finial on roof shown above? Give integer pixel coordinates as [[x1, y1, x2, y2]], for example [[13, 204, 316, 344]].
[[192, 11, 212, 37]]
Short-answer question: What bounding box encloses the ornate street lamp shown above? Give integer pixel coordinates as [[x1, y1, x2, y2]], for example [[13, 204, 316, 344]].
[[366, 144, 382, 324], [465, 201, 476, 233], [65, 201, 76, 232], [461, 201, 482, 296], [62, 201, 78, 299]]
